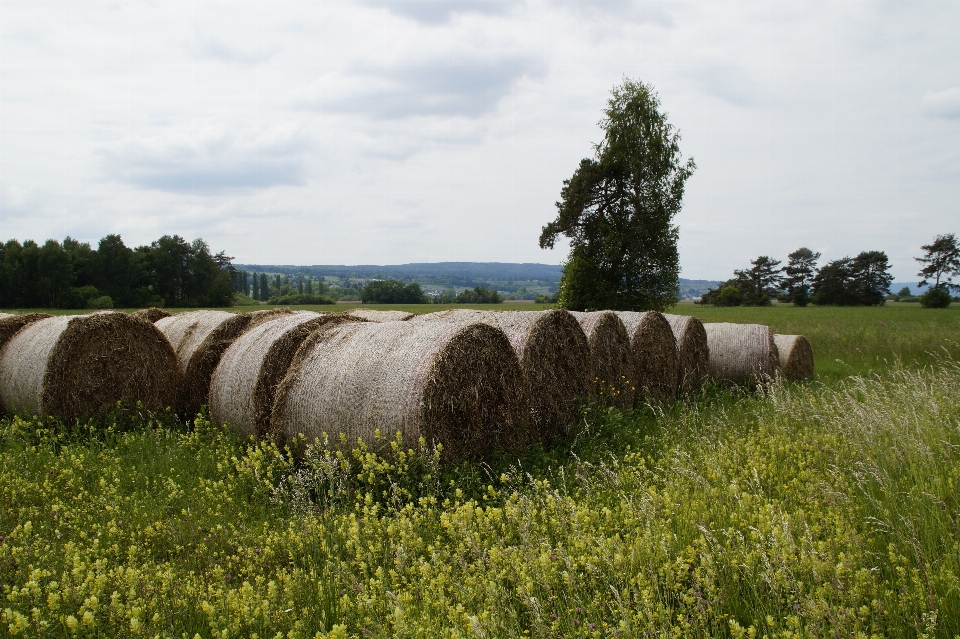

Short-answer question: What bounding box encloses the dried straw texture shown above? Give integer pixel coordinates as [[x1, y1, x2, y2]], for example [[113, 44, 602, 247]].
[[131, 307, 171, 323], [773, 334, 815, 381], [0, 314, 52, 351], [210, 312, 362, 440], [615, 311, 679, 404], [704, 322, 780, 386], [662, 314, 710, 394], [156, 309, 293, 415], [0, 312, 178, 420], [569, 311, 635, 408], [273, 321, 530, 461], [347, 308, 414, 322], [413, 309, 592, 440]]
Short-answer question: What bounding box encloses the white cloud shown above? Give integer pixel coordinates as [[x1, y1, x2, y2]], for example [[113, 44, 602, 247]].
[[922, 87, 960, 119], [1, 0, 959, 278], [97, 122, 313, 194]]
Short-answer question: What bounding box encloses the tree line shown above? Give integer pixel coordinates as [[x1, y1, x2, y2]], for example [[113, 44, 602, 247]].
[[0, 235, 238, 309], [701, 233, 960, 308]]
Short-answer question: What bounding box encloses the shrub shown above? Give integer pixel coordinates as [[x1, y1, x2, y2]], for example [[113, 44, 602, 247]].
[[266, 293, 336, 305], [87, 295, 114, 309], [920, 287, 952, 308]]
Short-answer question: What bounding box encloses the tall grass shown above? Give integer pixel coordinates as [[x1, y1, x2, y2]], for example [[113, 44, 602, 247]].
[[2, 355, 959, 637]]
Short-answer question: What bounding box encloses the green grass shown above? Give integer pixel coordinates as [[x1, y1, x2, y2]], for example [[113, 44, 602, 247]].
[[1, 304, 959, 637]]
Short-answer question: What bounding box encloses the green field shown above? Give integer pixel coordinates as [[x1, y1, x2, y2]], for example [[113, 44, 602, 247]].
[[2, 304, 959, 637]]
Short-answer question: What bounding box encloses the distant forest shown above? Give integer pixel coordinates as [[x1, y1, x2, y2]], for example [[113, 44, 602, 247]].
[[0, 235, 240, 309], [238, 262, 719, 300]]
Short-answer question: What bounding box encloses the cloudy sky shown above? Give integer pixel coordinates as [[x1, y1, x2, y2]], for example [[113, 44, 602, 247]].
[[0, 1, 957, 280]]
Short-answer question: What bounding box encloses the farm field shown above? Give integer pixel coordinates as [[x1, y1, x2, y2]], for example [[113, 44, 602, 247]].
[[1, 304, 959, 637]]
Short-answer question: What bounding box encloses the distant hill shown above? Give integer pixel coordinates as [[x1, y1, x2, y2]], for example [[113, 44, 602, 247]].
[[234, 262, 718, 299]]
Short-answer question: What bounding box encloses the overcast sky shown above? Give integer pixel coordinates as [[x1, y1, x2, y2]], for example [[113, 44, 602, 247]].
[[1, 1, 957, 280]]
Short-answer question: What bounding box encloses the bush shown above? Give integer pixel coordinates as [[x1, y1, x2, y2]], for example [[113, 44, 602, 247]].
[[455, 286, 503, 304], [232, 292, 258, 306], [715, 285, 743, 307], [360, 280, 427, 304], [87, 295, 114, 309], [920, 287, 952, 308], [266, 293, 336, 305]]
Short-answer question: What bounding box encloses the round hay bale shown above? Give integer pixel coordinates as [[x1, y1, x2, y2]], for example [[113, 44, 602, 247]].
[[569, 311, 635, 408], [210, 312, 363, 439], [615, 311, 679, 403], [662, 314, 710, 394], [131, 307, 171, 323], [156, 308, 293, 415], [272, 321, 531, 461], [413, 309, 592, 441], [773, 334, 814, 381], [347, 308, 414, 322], [0, 313, 53, 351], [704, 322, 780, 385], [0, 312, 179, 420]]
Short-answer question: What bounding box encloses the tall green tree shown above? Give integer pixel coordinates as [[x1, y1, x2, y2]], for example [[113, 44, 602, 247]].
[[850, 250, 893, 306], [734, 256, 782, 306], [539, 79, 695, 311], [259, 273, 269, 302], [36, 240, 74, 308], [916, 233, 960, 293], [782, 247, 820, 306]]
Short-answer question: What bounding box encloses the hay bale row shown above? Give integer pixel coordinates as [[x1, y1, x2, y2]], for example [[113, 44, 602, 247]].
[[209, 312, 360, 439], [703, 322, 779, 385], [0, 312, 179, 421], [773, 334, 815, 381], [570, 311, 635, 408], [272, 320, 530, 461], [615, 311, 679, 403], [156, 309, 292, 415], [412, 309, 592, 441], [663, 314, 709, 394]]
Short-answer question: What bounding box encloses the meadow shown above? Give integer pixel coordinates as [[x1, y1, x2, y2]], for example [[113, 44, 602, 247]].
[[1, 304, 959, 637]]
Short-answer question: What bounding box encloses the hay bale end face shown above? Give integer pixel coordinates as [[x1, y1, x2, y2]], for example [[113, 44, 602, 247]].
[[704, 322, 780, 385], [131, 307, 171, 323], [413, 309, 592, 441], [0, 312, 179, 420], [570, 311, 635, 408], [662, 314, 709, 394], [156, 308, 293, 415], [615, 311, 679, 403], [210, 312, 362, 439], [273, 321, 531, 461], [347, 308, 414, 322], [773, 334, 814, 381]]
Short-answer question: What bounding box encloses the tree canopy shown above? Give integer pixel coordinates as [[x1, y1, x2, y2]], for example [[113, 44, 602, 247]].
[[0, 234, 236, 309], [539, 79, 695, 311]]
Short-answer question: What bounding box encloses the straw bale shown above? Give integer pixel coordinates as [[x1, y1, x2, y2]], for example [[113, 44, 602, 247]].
[[131, 307, 171, 323], [704, 322, 780, 385], [272, 320, 530, 460], [156, 308, 293, 415], [413, 309, 592, 440], [0, 311, 179, 420], [347, 308, 414, 322], [210, 312, 363, 439], [0, 313, 52, 351], [569, 311, 635, 408], [662, 314, 710, 394], [773, 334, 814, 381], [615, 311, 679, 403]]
